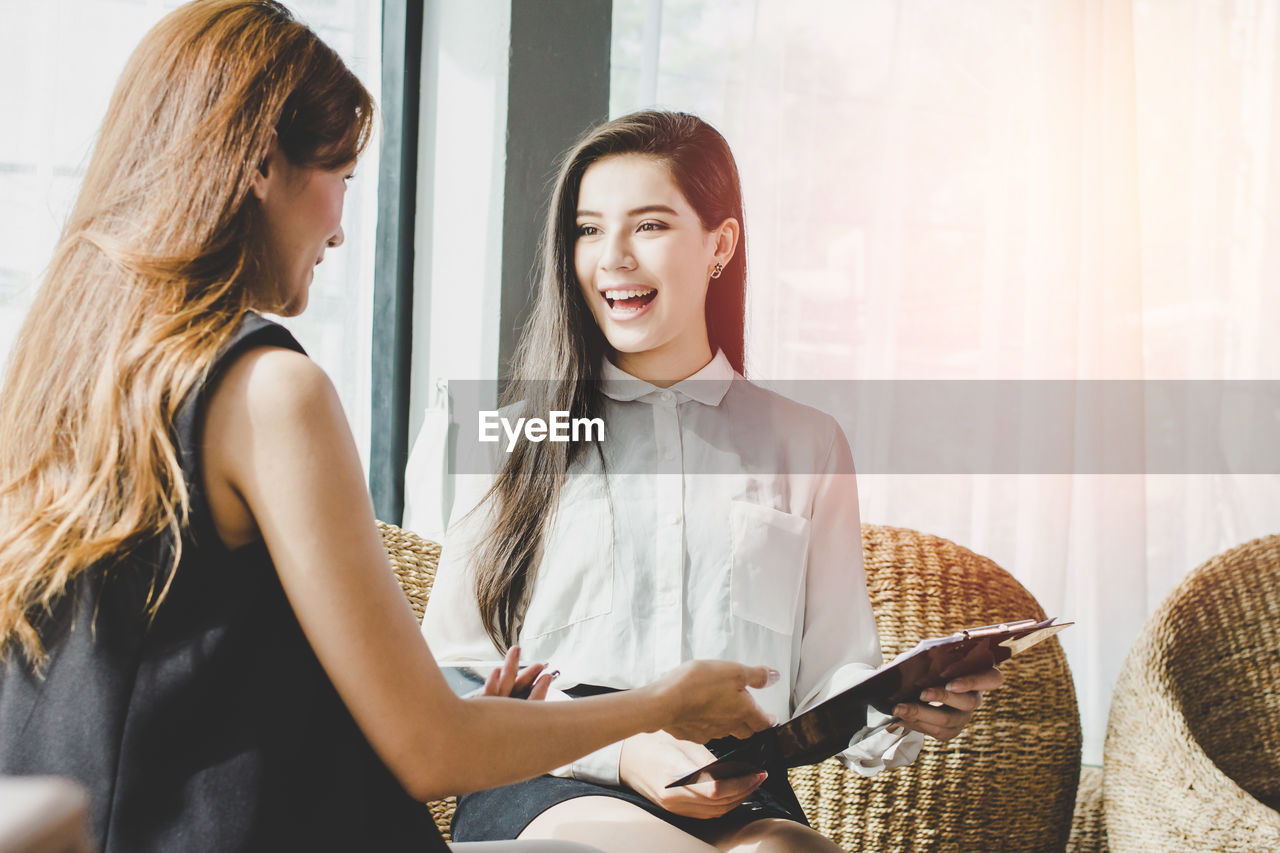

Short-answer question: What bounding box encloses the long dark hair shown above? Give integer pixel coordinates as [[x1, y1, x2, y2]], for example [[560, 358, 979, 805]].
[[473, 110, 748, 650]]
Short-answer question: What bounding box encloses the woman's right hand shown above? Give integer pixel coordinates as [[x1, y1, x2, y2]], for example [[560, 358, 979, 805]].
[[649, 660, 777, 743], [480, 645, 555, 701], [620, 730, 767, 818]]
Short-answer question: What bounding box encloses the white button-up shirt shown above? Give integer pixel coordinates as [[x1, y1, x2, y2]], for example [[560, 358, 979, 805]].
[[421, 351, 922, 785]]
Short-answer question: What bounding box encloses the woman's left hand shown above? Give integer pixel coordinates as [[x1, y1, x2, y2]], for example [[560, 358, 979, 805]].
[[481, 645, 555, 700], [889, 666, 1005, 741]]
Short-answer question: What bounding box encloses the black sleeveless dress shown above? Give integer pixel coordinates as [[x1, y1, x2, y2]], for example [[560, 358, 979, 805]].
[[0, 315, 446, 852]]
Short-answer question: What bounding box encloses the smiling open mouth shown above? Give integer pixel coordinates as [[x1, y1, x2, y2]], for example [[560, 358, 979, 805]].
[[603, 288, 656, 311]]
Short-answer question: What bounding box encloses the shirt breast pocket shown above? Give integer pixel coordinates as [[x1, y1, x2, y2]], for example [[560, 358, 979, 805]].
[[729, 500, 811, 635], [521, 498, 615, 639]]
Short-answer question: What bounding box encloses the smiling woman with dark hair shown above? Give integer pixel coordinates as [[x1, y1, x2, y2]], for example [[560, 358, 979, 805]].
[[423, 110, 1005, 853]]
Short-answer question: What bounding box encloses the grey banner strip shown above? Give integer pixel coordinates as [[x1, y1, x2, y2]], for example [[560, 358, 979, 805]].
[[442, 380, 1280, 475]]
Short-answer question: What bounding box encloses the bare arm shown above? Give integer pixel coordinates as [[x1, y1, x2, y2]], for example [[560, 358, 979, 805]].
[[201, 347, 772, 801]]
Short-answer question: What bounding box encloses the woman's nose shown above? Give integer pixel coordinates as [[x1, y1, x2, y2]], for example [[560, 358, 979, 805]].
[[599, 233, 634, 271], [327, 225, 345, 248]]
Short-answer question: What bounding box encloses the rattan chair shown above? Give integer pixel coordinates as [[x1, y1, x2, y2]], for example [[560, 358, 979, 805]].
[[785, 524, 1082, 852], [381, 520, 441, 624], [379, 521, 456, 840], [1068, 765, 1107, 853], [1102, 534, 1280, 852], [379, 521, 1082, 850]]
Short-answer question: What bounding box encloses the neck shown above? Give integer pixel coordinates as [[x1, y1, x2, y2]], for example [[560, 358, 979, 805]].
[[611, 341, 714, 388]]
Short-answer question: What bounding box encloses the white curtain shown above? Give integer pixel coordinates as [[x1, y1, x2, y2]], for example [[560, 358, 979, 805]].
[[0, 0, 381, 471], [611, 0, 1280, 764]]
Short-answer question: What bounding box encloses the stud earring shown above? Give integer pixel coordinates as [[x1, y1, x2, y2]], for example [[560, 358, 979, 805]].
[[710, 262, 724, 280]]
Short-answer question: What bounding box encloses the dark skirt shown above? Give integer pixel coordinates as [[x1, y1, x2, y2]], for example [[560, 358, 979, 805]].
[[452, 769, 809, 843]]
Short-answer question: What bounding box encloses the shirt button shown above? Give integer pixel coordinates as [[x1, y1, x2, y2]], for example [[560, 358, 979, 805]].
[[661, 391, 675, 404], [668, 512, 681, 525]]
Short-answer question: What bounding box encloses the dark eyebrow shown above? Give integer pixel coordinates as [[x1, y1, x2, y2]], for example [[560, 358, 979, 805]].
[[576, 204, 682, 218]]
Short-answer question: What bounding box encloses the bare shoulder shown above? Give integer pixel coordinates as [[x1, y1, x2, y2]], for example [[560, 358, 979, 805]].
[[209, 344, 338, 423], [202, 343, 349, 465], [201, 346, 347, 548]]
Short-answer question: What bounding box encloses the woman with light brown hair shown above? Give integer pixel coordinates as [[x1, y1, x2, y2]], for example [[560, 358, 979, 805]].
[[0, 3, 776, 850]]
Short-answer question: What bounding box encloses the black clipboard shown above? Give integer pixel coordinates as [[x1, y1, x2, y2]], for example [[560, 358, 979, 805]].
[[667, 617, 1072, 788]]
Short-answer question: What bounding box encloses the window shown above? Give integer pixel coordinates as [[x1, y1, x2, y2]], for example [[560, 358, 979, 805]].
[[0, 0, 381, 470], [609, 0, 1280, 766]]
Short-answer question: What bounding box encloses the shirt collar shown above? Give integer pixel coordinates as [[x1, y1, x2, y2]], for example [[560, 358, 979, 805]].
[[600, 350, 735, 406]]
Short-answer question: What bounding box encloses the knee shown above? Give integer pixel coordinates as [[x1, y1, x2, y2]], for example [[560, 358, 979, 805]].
[[452, 842, 603, 853], [522, 797, 637, 837], [724, 818, 842, 853]]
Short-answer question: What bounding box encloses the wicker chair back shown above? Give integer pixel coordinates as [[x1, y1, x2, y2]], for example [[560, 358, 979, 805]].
[[1104, 534, 1280, 851], [787, 524, 1081, 852]]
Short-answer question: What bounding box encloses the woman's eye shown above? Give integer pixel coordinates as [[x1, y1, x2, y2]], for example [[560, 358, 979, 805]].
[[577, 224, 601, 237], [637, 221, 667, 232], [343, 173, 356, 183]]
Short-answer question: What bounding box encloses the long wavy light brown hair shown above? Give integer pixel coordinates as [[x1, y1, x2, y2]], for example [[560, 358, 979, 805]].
[[0, 0, 373, 664], [473, 110, 748, 650]]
